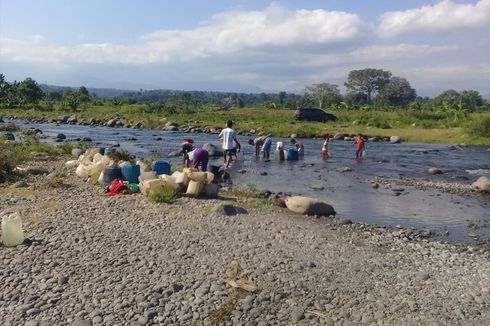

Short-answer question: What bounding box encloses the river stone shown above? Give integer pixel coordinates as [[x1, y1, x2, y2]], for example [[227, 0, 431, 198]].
[[336, 167, 352, 173], [333, 133, 346, 140], [55, 133, 66, 140], [213, 204, 248, 217], [2, 132, 15, 140], [163, 125, 178, 131], [390, 136, 401, 144], [427, 167, 443, 175], [202, 143, 218, 156], [291, 307, 305, 322], [72, 148, 84, 158], [285, 196, 336, 217], [106, 119, 118, 127], [472, 176, 490, 193], [67, 116, 77, 123], [26, 167, 50, 175], [12, 180, 29, 188]]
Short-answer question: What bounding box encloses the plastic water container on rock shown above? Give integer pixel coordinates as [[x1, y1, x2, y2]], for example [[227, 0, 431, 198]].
[[172, 171, 189, 187], [186, 180, 204, 197], [140, 179, 166, 196], [121, 163, 140, 184], [183, 167, 198, 174], [152, 160, 171, 175], [75, 164, 90, 178], [137, 161, 151, 173], [102, 164, 123, 186], [287, 148, 298, 161], [159, 175, 180, 192], [65, 160, 79, 167], [1, 212, 24, 247], [139, 171, 157, 183], [188, 172, 213, 183]]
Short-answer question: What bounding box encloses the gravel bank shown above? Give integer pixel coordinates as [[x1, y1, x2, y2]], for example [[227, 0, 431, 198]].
[[1, 158, 489, 325]]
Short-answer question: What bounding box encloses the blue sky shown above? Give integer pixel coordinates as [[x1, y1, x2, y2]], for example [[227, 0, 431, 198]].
[[1, 0, 489, 96]]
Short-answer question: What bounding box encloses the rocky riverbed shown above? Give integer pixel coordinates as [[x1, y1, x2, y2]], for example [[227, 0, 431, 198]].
[[1, 157, 489, 325]]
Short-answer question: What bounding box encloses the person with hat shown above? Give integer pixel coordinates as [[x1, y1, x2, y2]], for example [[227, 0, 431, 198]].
[[218, 120, 238, 168]]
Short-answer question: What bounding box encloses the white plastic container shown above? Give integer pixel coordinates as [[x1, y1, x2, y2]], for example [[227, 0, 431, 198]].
[[186, 180, 204, 197], [1, 213, 24, 247], [75, 164, 90, 178], [172, 171, 189, 187], [188, 172, 215, 184], [140, 179, 165, 196], [139, 171, 157, 183], [93, 153, 103, 163], [159, 175, 180, 192]]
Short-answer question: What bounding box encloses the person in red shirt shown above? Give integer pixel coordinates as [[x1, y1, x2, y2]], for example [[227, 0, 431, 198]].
[[354, 134, 365, 158]]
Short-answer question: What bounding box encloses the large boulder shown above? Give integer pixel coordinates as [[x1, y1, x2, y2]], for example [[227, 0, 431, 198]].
[[71, 148, 85, 158], [163, 125, 178, 131], [285, 196, 336, 217], [390, 136, 401, 144], [472, 176, 490, 193], [106, 119, 118, 127], [333, 133, 346, 140], [67, 116, 78, 123], [202, 143, 223, 157]]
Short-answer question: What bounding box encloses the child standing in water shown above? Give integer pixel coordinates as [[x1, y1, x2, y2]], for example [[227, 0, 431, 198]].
[[322, 134, 330, 160], [354, 134, 365, 158]]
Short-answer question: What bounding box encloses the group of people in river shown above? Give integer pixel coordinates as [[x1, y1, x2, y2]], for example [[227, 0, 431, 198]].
[[181, 119, 366, 171]]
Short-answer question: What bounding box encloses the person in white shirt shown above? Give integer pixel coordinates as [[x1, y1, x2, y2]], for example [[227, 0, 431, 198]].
[[218, 120, 238, 168]]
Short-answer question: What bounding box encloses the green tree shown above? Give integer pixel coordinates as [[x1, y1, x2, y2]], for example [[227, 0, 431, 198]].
[[304, 83, 342, 109], [16, 77, 44, 105], [345, 68, 392, 104], [459, 90, 483, 112], [378, 76, 416, 106], [76, 86, 90, 103], [433, 90, 460, 108], [278, 91, 287, 108]]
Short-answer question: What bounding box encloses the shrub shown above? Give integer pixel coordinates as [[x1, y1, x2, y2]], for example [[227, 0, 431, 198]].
[[0, 122, 21, 132], [148, 186, 177, 204], [469, 116, 490, 138], [0, 144, 22, 183]]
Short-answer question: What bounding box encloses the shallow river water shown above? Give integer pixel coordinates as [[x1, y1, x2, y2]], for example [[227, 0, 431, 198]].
[[7, 119, 490, 244]]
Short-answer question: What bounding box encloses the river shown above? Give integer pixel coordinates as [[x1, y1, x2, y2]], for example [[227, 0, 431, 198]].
[[6, 118, 490, 244]]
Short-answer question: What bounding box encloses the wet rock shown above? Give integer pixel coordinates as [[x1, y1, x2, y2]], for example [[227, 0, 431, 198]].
[[336, 167, 352, 173], [2, 132, 15, 140], [333, 133, 346, 140], [163, 125, 178, 131], [310, 185, 325, 191], [285, 196, 336, 217], [55, 133, 66, 140], [106, 119, 118, 127], [472, 176, 490, 193], [427, 168, 443, 175], [273, 196, 287, 207], [390, 136, 401, 144], [372, 183, 379, 189]]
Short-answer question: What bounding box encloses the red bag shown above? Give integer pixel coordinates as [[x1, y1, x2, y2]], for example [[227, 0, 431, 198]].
[[105, 179, 126, 196]]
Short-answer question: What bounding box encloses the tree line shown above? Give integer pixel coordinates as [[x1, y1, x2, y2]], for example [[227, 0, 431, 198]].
[[0, 70, 488, 113]]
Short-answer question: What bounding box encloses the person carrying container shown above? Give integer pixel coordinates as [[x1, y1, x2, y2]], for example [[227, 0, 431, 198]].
[[354, 134, 365, 158], [322, 134, 330, 161], [290, 138, 304, 158], [218, 120, 238, 168]]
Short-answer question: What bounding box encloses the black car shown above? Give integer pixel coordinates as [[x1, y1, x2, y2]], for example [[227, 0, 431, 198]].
[[294, 108, 337, 122]]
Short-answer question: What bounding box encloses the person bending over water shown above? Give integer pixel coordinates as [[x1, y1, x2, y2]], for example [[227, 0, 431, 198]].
[[290, 138, 304, 158]]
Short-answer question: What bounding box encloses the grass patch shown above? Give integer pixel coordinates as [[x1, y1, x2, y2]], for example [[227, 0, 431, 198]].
[[242, 198, 274, 211], [227, 184, 260, 198], [148, 185, 177, 204]]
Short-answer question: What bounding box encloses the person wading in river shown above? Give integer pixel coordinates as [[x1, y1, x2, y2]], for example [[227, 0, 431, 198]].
[[218, 120, 238, 168], [354, 134, 365, 158]]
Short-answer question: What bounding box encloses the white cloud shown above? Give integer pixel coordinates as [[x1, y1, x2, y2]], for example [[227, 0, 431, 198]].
[[378, 0, 490, 38], [0, 5, 364, 65]]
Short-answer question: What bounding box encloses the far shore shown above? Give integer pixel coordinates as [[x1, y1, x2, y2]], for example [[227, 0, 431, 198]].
[[2, 106, 490, 146]]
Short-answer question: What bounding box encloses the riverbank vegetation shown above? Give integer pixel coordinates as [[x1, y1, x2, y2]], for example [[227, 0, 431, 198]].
[[1, 71, 489, 145]]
